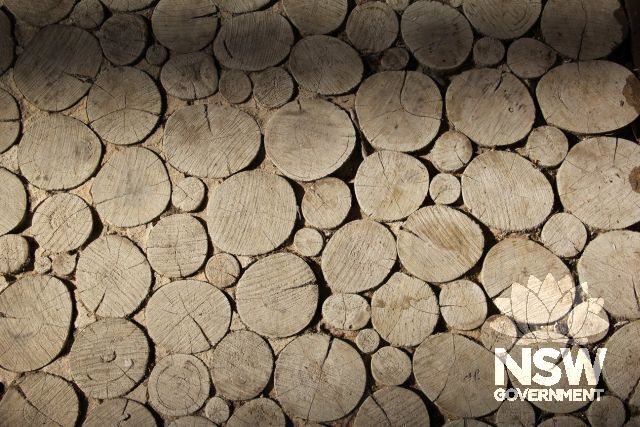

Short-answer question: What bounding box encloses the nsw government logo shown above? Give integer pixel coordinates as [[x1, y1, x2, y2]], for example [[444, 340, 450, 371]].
[[491, 274, 608, 403]]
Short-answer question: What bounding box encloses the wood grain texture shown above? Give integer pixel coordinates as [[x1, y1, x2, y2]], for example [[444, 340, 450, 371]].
[[322, 219, 396, 293], [164, 104, 261, 179], [355, 71, 442, 152], [207, 170, 297, 255], [18, 115, 101, 190], [88, 66, 160, 146], [370, 347, 412, 386], [557, 137, 640, 229], [0, 373, 79, 427], [355, 150, 429, 221], [4, 0, 75, 26], [429, 173, 461, 205], [148, 354, 210, 417], [507, 37, 557, 79], [31, 193, 93, 253], [213, 0, 269, 13], [101, 0, 155, 11], [92, 147, 171, 227], [541, 0, 628, 60], [69, 318, 150, 399], [70, 0, 105, 29], [402, 0, 473, 71], [146, 279, 231, 353], [537, 61, 640, 134], [346, 2, 398, 54], [603, 322, 640, 409], [214, 11, 294, 71], [578, 230, 640, 319], [473, 37, 505, 67], [274, 334, 366, 422], [447, 69, 535, 147], [413, 333, 501, 418], [0, 275, 72, 372], [161, 52, 218, 100], [172, 176, 206, 212], [0, 168, 27, 237], [219, 70, 252, 104], [204, 252, 240, 289], [210, 330, 273, 400], [147, 214, 208, 278], [251, 67, 294, 109], [371, 272, 439, 346], [265, 98, 356, 181], [301, 177, 352, 229], [204, 397, 230, 424], [226, 398, 286, 427], [283, 0, 348, 35], [236, 252, 317, 338], [354, 386, 429, 427], [0, 89, 20, 154], [463, 0, 541, 39], [84, 399, 157, 427], [169, 416, 216, 427], [293, 227, 324, 257], [356, 328, 380, 354], [462, 151, 554, 231], [289, 35, 363, 95], [322, 293, 370, 330], [439, 279, 487, 331], [76, 235, 152, 317], [397, 205, 484, 283], [380, 47, 410, 71], [541, 212, 587, 258], [14, 25, 102, 112], [429, 130, 473, 173], [587, 395, 627, 427], [480, 314, 518, 352], [0, 234, 29, 274], [151, 0, 218, 53], [99, 13, 147, 65], [522, 125, 568, 168], [495, 401, 536, 427]]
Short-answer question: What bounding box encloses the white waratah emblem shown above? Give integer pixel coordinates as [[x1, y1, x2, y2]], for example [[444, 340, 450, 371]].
[[493, 274, 609, 345]]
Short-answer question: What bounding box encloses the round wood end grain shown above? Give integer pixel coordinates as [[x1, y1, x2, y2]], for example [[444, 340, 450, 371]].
[[71, 0, 105, 29], [34, 256, 52, 274], [99, 13, 147, 66], [88, 66, 161, 146], [397, 205, 484, 283], [18, 115, 101, 190], [447, 69, 535, 147], [146, 43, 168, 66], [537, 61, 640, 134], [152, 0, 218, 53], [205, 397, 230, 424], [603, 321, 640, 408], [496, 400, 536, 427], [165, 104, 260, 179], [207, 170, 297, 255], [322, 293, 371, 331], [283, 0, 348, 35], [76, 235, 152, 317], [480, 314, 518, 352], [31, 193, 93, 253], [275, 334, 366, 422], [69, 318, 149, 399], [170, 416, 215, 427], [0, 373, 79, 426], [462, 151, 554, 231], [322, 219, 396, 293], [523, 125, 568, 168], [210, 330, 273, 400], [380, 47, 410, 71], [251, 67, 294, 109], [354, 386, 429, 427], [541, 0, 628, 60], [172, 176, 206, 212], [346, 2, 398, 54], [52, 252, 77, 277], [265, 98, 356, 181], [4, 0, 75, 26], [539, 417, 587, 427], [102, 0, 155, 11], [355, 151, 429, 221], [429, 173, 461, 205], [84, 399, 157, 427], [0, 234, 29, 275], [302, 177, 352, 229], [92, 147, 171, 228], [236, 252, 317, 338], [0, 275, 72, 372], [578, 231, 640, 320], [213, 11, 294, 71], [213, 0, 269, 13], [289, 35, 363, 95], [402, 1, 473, 71], [507, 37, 557, 79], [429, 130, 473, 173], [219, 70, 252, 104], [161, 52, 218, 101], [205, 253, 240, 289], [226, 398, 285, 427], [355, 71, 442, 152], [148, 354, 210, 417], [370, 347, 412, 386], [372, 272, 439, 347], [439, 279, 488, 331], [463, 0, 541, 39], [0, 168, 27, 236], [473, 37, 505, 67], [293, 227, 324, 257], [587, 395, 626, 427], [557, 137, 640, 230], [356, 328, 380, 354], [146, 280, 231, 353], [413, 333, 501, 417], [0, 89, 20, 154], [14, 25, 102, 112], [147, 214, 208, 278], [541, 213, 587, 258]]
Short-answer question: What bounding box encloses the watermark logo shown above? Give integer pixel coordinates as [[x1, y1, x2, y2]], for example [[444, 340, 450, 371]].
[[491, 274, 608, 403]]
